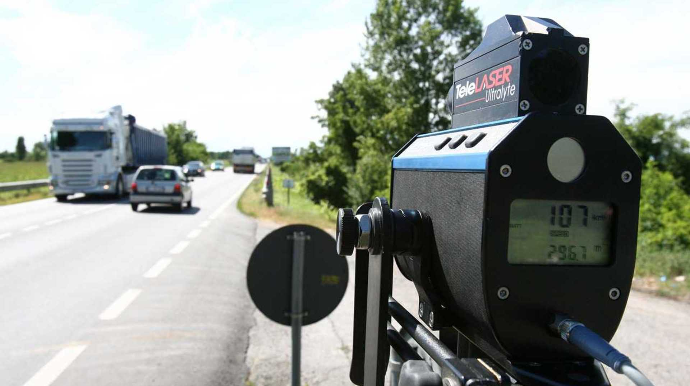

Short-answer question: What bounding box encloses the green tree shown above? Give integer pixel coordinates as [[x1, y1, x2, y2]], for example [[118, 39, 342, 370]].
[[299, 0, 482, 207], [31, 141, 47, 161], [638, 161, 690, 249], [614, 100, 690, 192], [15, 137, 26, 161], [162, 121, 208, 165]]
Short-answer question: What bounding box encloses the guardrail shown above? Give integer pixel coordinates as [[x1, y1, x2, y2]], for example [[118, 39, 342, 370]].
[[0, 179, 50, 193], [262, 166, 274, 206]]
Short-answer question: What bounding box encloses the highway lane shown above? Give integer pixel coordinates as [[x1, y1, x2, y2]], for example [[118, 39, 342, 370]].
[[0, 168, 260, 385]]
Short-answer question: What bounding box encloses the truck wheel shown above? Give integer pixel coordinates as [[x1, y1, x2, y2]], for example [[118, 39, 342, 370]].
[[173, 203, 182, 212], [115, 176, 124, 199], [131, 203, 138, 211], [56, 195, 68, 202]]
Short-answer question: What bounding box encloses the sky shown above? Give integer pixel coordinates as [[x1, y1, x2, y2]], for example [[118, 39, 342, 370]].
[[0, 0, 688, 157]]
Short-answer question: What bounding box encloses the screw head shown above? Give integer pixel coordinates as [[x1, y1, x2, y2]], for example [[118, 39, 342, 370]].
[[621, 171, 632, 183], [519, 100, 530, 111], [429, 311, 435, 328], [522, 39, 533, 50], [609, 288, 621, 300], [500, 165, 512, 178], [418, 302, 424, 318], [578, 44, 589, 55], [497, 287, 510, 300], [575, 104, 585, 115]]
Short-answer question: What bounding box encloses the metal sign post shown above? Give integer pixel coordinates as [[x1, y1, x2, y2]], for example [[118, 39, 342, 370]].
[[290, 231, 307, 386]]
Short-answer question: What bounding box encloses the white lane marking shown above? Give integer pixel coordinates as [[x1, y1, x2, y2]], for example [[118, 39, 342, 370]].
[[99, 289, 142, 320], [23, 225, 40, 232], [199, 220, 210, 228], [63, 214, 78, 220], [208, 183, 248, 220], [143, 258, 172, 278], [44, 219, 62, 226], [187, 229, 202, 239], [84, 204, 115, 215], [22, 344, 88, 386], [0, 232, 12, 240], [169, 240, 190, 255]]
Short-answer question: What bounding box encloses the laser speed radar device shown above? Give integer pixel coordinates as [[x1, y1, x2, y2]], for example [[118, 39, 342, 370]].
[[336, 15, 653, 386]]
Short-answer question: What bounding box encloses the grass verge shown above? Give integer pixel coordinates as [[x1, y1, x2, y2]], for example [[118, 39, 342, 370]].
[[0, 187, 52, 206], [632, 247, 690, 301], [0, 160, 49, 182], [0, 160, 51, 205], [238, 165, 337, 231]]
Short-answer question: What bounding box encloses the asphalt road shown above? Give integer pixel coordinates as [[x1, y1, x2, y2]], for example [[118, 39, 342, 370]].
[[0, 168, 259, 386]]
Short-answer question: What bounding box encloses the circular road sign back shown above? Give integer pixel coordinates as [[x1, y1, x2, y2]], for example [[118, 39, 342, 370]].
[[247, 224, 348, 326]]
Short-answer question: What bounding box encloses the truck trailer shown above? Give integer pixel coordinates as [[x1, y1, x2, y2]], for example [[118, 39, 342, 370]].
[[232, 148, 256, 174], [47, 105, 167, 201]]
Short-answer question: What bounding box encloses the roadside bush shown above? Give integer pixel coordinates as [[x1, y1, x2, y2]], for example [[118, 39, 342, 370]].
[[635, 247, 690, 277], [638, 161, 690, 249]]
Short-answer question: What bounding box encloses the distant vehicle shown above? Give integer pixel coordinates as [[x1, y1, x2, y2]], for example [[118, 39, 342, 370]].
[[233, 148, 255, 173], [272, 147, 291, 165], [210, 160, 225, 171], [47, 105, 167, 202], [183, 160, 205, 177], [130, 166, 192, 212]]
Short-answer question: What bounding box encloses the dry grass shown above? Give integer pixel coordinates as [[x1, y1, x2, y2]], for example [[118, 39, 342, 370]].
[[237, 166, 336, 232]]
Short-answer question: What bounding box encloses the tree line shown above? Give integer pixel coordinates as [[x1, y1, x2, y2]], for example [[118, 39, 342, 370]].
[[0, 137, 47, 162]]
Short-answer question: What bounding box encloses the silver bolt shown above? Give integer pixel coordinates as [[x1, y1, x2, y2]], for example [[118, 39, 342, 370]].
[[609, 288, 621, 300], [429, 311, 435, 328], [575, 104, 585, 115], [522, 39, 533, 50], [578, 44, 588, 55], [621, 171, 632, 183], [419, 302, 424, 318], [500, 165, 512, 178], [520, 100, 530, 111], [497, 287, 510, 300]]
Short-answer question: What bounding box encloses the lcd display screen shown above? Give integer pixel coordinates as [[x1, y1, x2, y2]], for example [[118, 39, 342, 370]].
[[507, 199, 614, 265]]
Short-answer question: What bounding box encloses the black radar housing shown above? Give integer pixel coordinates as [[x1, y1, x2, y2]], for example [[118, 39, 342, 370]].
[[448, 15, 589, 127]]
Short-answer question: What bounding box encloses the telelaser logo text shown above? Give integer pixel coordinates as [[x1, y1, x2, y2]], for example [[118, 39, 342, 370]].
[[455, 64, 516, 107]]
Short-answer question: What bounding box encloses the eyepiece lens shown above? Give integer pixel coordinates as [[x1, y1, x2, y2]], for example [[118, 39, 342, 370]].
[[528, 49, 580, 106]]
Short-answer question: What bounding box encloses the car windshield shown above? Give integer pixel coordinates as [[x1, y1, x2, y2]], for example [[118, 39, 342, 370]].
[[52, 131, 110, 151], [187, 162, 202, 167], [136, 169, 178, 181]]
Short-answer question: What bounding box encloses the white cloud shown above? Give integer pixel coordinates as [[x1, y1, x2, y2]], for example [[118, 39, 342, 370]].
[[0, 1, 365, 156]]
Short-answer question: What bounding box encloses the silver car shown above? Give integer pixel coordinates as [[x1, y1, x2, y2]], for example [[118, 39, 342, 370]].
[[130, 166, 193, 212]]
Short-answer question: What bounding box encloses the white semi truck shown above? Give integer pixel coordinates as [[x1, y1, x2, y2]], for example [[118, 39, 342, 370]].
[[232, 147, 256, 173], [47, 105, 167, 202]]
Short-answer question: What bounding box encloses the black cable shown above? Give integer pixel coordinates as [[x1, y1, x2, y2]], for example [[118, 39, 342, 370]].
[[551, 315, 654, 386]]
